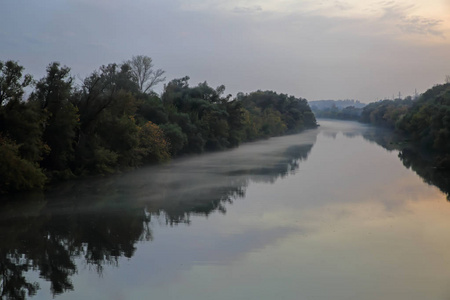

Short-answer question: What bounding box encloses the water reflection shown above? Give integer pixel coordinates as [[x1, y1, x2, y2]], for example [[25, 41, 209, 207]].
[[4, 120, 449, 300], [398, 149, 450, 200], [361, 127, 450, 200], [0, 131, 318, 299], [319, 119, 450, 201], [0, 194, 151, 298]]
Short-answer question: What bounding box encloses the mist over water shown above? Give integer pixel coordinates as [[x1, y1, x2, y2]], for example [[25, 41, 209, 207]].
[[2, 120, 450, 300]]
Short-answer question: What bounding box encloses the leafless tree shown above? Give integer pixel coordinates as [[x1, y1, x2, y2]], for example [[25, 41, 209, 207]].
[[445, 74, 450, 84], [126, 55, 166, 93]]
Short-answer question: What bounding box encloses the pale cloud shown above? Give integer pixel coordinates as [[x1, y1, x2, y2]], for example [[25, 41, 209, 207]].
[[375, 1, 446, 39], [334, 1, 353, 11], [398, 15, 444, 37], [178, 0, 448, 43], [232, 5, 263, 14], [296, 0, 448, 44], [179, 0, 312, 14]]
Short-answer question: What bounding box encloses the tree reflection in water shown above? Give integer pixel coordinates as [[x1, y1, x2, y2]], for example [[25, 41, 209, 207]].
[[0, 193, 151, 298], [0, 136, 316, 299], [398, 149, 450, 200], [363, 128, 450, 200]]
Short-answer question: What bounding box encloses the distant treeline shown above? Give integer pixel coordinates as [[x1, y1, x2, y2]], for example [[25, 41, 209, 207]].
[[310, 99, 365, 120], [309, 84, 450, 169], [0, 57, 317, 193], [360, 83, 450, 168], [310, 99, 366, 109]]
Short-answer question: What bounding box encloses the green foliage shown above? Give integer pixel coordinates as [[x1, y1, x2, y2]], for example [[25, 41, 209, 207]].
[[0, 99, 47, 163], [0, 136, 46, 192], [312, 105, 363, 120], [238, 90, 317, 139], [92, 146, 119, 174], [97, 113, 140, 168], [361, 84, 450, 169], [159, 123, 187, 155], [30, 62, 79, 177], [136, 92, 168, 124], [0, 58, 317, 193], [71, 65, 143, 174], [0, 61, 48, 193], [224, 100, 246, 147], [360, 97, 413, 129], [161, 77, 230, 153], [138, 121, 170, 163], [397, 84, 450, 154], [261, 108, 286, 136], [0, 60, 32, 106]]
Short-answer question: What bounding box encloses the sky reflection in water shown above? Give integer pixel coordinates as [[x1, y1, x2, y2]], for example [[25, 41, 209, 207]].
[[2, 120, 450, 300]]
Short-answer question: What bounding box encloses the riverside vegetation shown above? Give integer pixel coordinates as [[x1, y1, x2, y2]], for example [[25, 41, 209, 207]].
[[311, 82, 450, 170], [359, 82, 450, 169], [0, 56, 317, 194]]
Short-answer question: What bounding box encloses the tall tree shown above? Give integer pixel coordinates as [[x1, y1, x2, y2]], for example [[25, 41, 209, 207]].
[[0, 61, 47, 192], [0, 60, 32, 106], [126, 55, 165, 93], [30, 62, 78, 177]]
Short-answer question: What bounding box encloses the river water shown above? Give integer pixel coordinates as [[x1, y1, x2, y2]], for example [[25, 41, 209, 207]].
[[1, 120, 450, 299]]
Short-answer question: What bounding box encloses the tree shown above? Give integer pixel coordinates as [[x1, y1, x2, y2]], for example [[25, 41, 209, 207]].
[[126, 55, 165, 93], [138, 121, 170, 163], [30, 62, 79, 177], [0, 60, 32, 106], [0, 61, 47, 191], [71, 64, 142, 174], [0, 135, 46, 192], [159, 123, 187, 155], [73, 63, 121, 132]]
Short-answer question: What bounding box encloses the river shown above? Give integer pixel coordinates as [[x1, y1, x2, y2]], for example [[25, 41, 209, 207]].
[[1, 120, 450, 300]]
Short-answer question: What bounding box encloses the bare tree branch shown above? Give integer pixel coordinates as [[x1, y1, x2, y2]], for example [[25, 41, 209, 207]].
[[127, 55, 166, 93]]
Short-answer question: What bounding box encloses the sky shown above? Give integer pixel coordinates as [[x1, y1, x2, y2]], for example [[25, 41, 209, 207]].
[[1, 0, 449, 103]]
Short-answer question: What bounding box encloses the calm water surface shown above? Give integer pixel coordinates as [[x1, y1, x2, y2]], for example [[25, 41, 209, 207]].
[[2, 120, 450, 299]]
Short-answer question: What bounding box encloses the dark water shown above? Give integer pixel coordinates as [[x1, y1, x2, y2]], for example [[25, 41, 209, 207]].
[[1, 120, 450, 300]]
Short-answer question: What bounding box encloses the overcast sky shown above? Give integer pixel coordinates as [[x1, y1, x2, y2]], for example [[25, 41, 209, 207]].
[[1, 0, 449, 102]]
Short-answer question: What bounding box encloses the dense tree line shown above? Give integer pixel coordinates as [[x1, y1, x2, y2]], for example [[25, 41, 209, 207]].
[[360, 97, 415, 128], [309, 99, 365, 110], [310, 100, 365, 120], [312, 105, 363, 120], [360, 83, 450, 168], [0, 57, 317, 193]]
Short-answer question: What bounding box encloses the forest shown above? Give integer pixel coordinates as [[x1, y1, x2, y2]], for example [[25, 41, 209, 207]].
[[359, 82, 450, 169], [0, 56, 317, 194]]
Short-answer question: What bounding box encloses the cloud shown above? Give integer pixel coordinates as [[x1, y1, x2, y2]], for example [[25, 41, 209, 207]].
[[232, 5, 263, 14], [398, 15, 445, 37], [334, 1, 353, 11], [377, 1, 445, 37]]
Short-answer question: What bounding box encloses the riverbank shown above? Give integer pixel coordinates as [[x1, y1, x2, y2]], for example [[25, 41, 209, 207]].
[[0, 59, 317, 194], [314, 82, 450, 171]]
